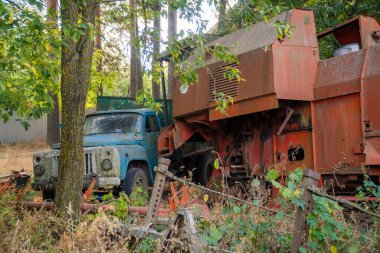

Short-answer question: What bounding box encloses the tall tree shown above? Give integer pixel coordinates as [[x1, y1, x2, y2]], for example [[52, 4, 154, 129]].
[[55, 0, 97, 221], [151, 0, 161, 99], [129, 0, 143, 98], [167, 0, 177, 99], [95, 5, 103, 96], [217, 0, 227, 34], [46, 0, 60, 146]]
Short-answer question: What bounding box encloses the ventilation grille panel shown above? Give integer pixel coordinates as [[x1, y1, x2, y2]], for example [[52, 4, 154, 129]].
[[209, 62, 239, 102]]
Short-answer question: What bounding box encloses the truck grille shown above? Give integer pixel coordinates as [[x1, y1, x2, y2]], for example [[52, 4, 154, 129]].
[[51, 151, 97, 177], [85, 153, 96, 174], [209, 62, 239, 102]]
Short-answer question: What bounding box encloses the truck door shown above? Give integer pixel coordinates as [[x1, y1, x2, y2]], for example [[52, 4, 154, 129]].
[[144, 114, 160, 169]]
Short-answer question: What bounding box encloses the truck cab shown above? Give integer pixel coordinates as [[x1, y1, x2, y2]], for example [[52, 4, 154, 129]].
[[32, 108, 163, 199]]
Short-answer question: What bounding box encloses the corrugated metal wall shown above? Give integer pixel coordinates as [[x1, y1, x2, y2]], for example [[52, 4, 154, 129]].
[[0, 108, 96, 144], [0, 114, 47, 144]]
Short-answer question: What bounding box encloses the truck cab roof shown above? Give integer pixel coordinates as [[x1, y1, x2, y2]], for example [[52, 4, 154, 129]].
[[87, 108, 156, 117]]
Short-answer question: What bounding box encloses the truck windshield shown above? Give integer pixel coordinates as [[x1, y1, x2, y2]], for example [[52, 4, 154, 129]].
[[84, 113, 142, 135]]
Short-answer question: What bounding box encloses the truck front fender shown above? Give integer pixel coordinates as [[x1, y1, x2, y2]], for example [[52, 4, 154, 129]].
[[115, 145, 152, 181]]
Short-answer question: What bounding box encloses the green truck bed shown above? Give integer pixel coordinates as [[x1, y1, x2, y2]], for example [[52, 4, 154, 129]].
[[96, 96, 173, 127]]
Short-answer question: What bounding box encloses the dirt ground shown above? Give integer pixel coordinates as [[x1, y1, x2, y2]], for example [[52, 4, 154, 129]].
[[0, 143, 50, 177]]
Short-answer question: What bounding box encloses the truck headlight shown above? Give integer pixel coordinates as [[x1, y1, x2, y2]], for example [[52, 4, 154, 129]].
[[101, 159, 112, 171], [34, 156, 42, 164], [34, 164, 45, 176]]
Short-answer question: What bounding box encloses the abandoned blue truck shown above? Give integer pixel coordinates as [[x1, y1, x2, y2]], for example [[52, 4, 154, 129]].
[[32, 97, 173, 200]]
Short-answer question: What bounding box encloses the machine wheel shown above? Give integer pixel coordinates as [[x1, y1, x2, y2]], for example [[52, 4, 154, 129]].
[[122, 167, 149, 195], [42, 190, 55, 202], [193, 155, 214, 186]]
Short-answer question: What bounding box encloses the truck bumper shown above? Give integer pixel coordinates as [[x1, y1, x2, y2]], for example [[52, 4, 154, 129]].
[[98, 177, 120, 187], [32, 176, 121, 191]]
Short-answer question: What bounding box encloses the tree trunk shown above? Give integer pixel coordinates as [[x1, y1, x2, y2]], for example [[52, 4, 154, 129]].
[[217, 0, 227, 34], [55, 0, 97, 221], [46, 0, 60, 146], [167, 0, 177, 99], [129, 0, 143, 98], [151, 0, 161, 99], [95, 5, 103, 96]]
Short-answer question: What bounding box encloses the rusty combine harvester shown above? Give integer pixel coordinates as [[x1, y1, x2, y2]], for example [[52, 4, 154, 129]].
[[158, 9, 380, 197]]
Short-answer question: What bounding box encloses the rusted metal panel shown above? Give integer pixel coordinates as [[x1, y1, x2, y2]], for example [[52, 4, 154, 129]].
[[172, 68, 210, 118], [365, 139, 380, 165], [313, 94, 365, 173], [236, 48, 276, 100], [197, 11, 287, 66], [209, 94, 279, 121], [172, 121, 196, 150], [317, 16, 361, 39], [273, 46, 318, 101], [314, 50, 364, 100], [359, 16, 380, 48], [362, 45, 380, 165], [275, 130, 314, 172], [317, 16, 379, 49], [363, 46, 380, 133], [157, 125, 172, 156], [273, 104, 313, 172], [318, 17, 361, 47], [276, 9, 317, 47], [278, 102, 312, 132]]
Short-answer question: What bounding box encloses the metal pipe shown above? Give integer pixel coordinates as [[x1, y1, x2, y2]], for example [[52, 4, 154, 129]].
[[160, 62, 169, 126], [129, 206, 172, 216], [9, 201, 173, 216]]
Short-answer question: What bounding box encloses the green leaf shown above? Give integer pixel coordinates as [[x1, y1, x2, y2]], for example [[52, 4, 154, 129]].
[[266, 169, 279, 181], [271, 180, 282, 189], [291, 197, 305, 209], [20, 120, 30, 130], [251, 178, 260, 187], [233, 205, 241, 214], [78, 22, 88, 29], [275, 211, 284, 220], [281, 188, 292, 199], [214, 159, 219, 169], [209, 225, 223, 245], [289, 167, 303, 183], [203, 194, 209, 203]]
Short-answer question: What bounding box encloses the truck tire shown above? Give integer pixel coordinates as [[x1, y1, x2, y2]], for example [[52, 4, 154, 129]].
[[194, 155, 214, 186], [42, 190, 55, 202], [122, 167, 149, 195]]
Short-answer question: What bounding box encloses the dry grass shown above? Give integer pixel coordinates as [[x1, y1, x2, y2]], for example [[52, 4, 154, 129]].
[[0, 143, 50, 175], [0, 187, 379, 253], [0, 193, 133, 252]]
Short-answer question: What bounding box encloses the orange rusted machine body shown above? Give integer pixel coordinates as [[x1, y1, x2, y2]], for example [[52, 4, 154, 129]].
[[158, 9, 380, 195]]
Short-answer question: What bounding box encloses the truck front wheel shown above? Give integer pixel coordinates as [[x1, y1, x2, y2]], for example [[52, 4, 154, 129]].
[[193, 155, 214, 186], [122, 167, 149, 195]]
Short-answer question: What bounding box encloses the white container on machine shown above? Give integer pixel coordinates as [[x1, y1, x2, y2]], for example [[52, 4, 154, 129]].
[[333, 43, 360, 57]]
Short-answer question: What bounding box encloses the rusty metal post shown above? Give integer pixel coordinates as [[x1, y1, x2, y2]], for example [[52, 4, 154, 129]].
[[144, 158, 171, 227], [177, 208, 204, 253], [291, 169, 321, 253]]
